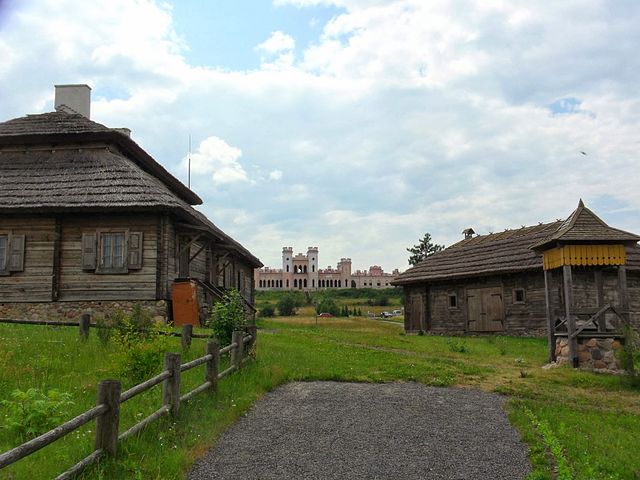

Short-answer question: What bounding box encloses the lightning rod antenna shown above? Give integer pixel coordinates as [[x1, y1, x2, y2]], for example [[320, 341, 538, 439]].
[[188, 134, 192, 189]]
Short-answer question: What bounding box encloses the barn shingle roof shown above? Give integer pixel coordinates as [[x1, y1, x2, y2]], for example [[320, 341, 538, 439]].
[[530, 199, 640, 250], [392, 206, 640, 286], [0, 111, 201, 205], [0, 111, 261, 267]]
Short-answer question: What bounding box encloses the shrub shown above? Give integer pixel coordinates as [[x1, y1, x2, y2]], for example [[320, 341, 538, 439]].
[[315, 297, 339, 316], [618, 326, 639, 373], [118, 334, 171, 384], [1, 388, 73, 441], [277, 295, 298, 316], [260, 303, 276, 317], [209, 289, 247, 346]]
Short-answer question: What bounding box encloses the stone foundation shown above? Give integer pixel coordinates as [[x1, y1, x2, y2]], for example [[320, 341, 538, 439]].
[[555, 337, 623, 371], [0, 300, 169, 324]]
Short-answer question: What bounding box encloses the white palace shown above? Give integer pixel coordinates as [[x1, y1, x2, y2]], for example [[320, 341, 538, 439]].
[[255, 247, 400, 291]]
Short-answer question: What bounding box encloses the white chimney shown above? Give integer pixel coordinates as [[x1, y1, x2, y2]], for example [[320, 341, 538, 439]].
[[54, 84, 91, 118]]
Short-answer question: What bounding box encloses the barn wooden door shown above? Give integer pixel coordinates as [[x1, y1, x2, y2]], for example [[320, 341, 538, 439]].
[[407, 293, 425, 331], [466, 287, 504, 332]]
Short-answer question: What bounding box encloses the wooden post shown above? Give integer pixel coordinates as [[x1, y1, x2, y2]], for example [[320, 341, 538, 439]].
[[206, 340, 219, 393], [231, 330, 244, 368], [95, 380, 121, 456], [594, 270, 606, 332], [563, 265, 578, 368], [247, 324, 257, 354], [543, 269, 556, 362], [163, 353, 181, 417], [618, 265, 630, 327], [79, 313, 91, 341], [181, 324, 193, 350]]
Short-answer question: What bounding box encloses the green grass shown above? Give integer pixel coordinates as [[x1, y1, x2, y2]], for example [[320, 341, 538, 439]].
[[0, 317, 639, 479]]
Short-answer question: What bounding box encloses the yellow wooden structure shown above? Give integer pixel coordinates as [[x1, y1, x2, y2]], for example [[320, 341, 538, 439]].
[[542, 244, 626, 270]]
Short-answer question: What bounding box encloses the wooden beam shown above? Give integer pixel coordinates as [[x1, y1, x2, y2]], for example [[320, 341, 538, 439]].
[[178, 233, 203, 257], [189, 242, 207, 263], [544, 269, 556, 362], [594, 270, 605, 332], [618, 265, 630, 327], [563, 265, 578, 368], [51, 216, 62, 301]]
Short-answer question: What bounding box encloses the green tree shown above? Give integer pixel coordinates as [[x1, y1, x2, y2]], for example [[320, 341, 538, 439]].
[[316, 297, 339, 316], [277, 294, 298, 316], [407, 233, 445, 266]]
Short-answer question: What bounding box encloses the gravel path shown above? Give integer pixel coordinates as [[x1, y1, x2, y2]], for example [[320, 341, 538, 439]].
[[188, 382, 531, 480]]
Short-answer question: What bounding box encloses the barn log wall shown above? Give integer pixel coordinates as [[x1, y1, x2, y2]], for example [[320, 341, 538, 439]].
[[58, 214, 158, 302], [0, 216, 56, 302]]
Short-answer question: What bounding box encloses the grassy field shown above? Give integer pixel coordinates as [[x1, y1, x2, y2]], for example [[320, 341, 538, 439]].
[[0, 316, 639, 479]]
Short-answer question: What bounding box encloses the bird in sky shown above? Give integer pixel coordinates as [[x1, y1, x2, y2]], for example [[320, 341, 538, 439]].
[[580, 151, 587, 155]]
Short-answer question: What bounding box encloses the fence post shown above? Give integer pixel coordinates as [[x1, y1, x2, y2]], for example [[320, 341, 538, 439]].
[[247, 324, 257, 354], [181, 324, 193, 350], [163, 353, 181, 417], [79, 313, 91, 341], [95, 380, 121, 456], [206, 340, 219, 393], [231, 330, 244, 369]]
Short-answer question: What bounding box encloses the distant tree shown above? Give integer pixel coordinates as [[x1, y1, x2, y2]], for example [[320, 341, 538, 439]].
[[277, 295, 298, 316], [407, 233, 444, 266]]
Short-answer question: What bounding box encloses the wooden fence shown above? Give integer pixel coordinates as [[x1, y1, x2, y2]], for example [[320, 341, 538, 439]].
[[0, 326, 256, 479]]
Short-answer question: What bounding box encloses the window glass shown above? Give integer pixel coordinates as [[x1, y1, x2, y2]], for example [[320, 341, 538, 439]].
[[101, 232, 125, 270]]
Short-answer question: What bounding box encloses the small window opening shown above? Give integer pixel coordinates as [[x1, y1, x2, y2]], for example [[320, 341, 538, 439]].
[[514, 288, 526, 304], [448, 294, 458, 308]]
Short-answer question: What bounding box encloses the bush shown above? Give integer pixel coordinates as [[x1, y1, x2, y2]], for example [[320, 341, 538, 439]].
[[118, 334, 171, 383], [95, 315, 112, 345], [260, 303, 276, 317], [315, 297, 339, 316], [1, 388, 73, 441], [277, 295, 298, 316], [209, 289, 247, 346]]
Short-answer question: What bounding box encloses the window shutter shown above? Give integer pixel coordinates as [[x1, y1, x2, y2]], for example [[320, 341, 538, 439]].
[[81, 232, 97, 270], [128, 232, 143, 269], [8, 234, 25, 272]]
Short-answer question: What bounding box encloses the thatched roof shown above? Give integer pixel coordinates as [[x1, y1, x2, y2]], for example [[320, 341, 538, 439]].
[[0, 111, 262, 268], [392, 214, 640, 286], [530, 199, 640, 250], [0, 111, 201, 205]]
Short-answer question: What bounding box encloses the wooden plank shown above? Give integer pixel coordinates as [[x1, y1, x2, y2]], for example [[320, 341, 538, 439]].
[[563, 265, 578, 368], [52, 217, 62, 301], [544, 269, 555, 362], [94, 380, 121, 456], [163, 353, 181, 417]]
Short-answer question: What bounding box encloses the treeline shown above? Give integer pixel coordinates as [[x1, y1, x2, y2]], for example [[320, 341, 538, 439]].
[[256, 288, 402, 318]]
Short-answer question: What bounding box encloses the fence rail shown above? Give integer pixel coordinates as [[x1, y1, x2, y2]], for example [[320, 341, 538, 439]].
[[0, 325, 257, 479]]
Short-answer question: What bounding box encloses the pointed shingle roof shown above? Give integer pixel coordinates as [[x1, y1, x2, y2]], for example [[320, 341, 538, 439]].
[[529, 200, 640, 251]]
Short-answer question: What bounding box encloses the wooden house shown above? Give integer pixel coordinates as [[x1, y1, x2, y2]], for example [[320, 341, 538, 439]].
[[392, 201, 640, 344], [0, 84, 262, 324]]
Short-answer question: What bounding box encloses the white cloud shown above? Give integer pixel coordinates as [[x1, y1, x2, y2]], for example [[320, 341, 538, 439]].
[[180, 136, 248, 185], [269, 169, 283, 181], [256, 31, 295, 54]]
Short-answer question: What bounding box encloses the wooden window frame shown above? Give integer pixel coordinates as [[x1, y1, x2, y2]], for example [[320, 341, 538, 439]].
[[96, 230, 128, 274], [0, 232, 25, 276], [0, 233, 9, 275], [513, 288, 526, 304], [448, 292, 458, 309]]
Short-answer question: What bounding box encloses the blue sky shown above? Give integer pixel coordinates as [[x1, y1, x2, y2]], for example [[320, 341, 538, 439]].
[[1, 0, 639, 271]]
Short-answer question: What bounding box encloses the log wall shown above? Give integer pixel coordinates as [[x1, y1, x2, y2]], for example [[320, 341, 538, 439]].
[[0, 216, 56, 302]]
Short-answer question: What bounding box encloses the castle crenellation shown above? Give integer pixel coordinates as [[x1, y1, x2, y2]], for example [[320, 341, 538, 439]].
[[255, 246, 400, 291]]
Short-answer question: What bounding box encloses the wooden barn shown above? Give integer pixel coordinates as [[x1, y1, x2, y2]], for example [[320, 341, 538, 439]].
[[0, 84, 262, 324], [392, 201, 640, 346]]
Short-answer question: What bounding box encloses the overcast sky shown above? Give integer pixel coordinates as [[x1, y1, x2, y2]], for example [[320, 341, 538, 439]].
[[1, 0, 639, 272]]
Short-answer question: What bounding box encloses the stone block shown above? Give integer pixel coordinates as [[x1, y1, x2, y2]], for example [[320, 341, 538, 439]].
[[612, 340, 622, 350], [594, 360, 607, 369], [561, 346, 569, 357], [591, 349, 603, 360], [585, 338, 598, 348], [577, 343, 587, 352], [578, 350, 590, 363], [597, 338, 613, 349]]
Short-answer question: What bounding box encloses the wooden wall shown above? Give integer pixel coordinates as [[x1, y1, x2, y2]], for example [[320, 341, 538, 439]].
[[58, 213, 158, 301], [0, 216, 56, 302]]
